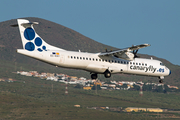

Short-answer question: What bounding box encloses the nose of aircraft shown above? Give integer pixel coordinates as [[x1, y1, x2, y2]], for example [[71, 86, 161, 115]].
[[165, 67, 171, 76], [169, 69, 171, 75]]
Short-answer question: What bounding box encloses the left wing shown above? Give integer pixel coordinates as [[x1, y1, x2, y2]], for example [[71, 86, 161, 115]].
[[98, 44, 150, 60]]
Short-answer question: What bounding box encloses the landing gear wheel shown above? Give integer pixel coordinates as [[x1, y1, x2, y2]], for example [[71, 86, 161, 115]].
[[104, 70, 111, 78], [159, 79, 163, 83], [91, 73, 97, 79]]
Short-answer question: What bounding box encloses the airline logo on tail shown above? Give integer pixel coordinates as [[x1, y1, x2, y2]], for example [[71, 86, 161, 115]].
[[24, 27, 47, 52], [15, 19, 65, 52]]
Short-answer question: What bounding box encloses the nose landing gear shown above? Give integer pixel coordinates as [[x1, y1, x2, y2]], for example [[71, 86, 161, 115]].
[[91, 73, 97, 79], [159, 79, 163, 83], [159, 76, 164, 83]]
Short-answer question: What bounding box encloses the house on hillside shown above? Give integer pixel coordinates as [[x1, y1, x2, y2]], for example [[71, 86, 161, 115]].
[[167, 85, 178, 89], [0, 78, 5, 82], [124, 107, 163, 112], [83, 86, 91, 90], [69, 80, 77, 84]]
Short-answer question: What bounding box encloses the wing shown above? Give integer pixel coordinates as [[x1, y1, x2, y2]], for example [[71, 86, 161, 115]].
[[98, 44, 150, 57]]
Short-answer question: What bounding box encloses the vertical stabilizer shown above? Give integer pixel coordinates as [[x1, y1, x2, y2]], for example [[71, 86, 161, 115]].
[[17, 19, 65, 52]]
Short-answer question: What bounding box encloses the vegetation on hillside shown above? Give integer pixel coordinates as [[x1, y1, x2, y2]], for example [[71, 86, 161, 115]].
[[1, 74, 180, 119]]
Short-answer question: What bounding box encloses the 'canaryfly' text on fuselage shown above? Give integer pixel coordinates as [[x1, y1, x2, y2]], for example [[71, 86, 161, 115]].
[[130, 65, 157, 73]]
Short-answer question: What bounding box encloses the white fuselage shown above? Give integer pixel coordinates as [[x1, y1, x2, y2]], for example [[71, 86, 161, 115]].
[[17, 49, 171, 78], [14, 19, 171, 82]]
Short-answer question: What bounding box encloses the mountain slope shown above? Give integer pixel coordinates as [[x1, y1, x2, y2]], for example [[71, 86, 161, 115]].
[[0, 17, 179, 86]]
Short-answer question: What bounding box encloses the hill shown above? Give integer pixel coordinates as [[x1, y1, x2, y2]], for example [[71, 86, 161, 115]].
[[0, 17, 179, 86]]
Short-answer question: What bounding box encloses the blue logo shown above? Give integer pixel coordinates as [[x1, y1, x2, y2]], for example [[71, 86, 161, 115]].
[[158, 68, 164, 73], [24, 28, 47, 52], [24, 28, 35, 40], [35, 37, 42, 46], [25, 42, 35, 51]]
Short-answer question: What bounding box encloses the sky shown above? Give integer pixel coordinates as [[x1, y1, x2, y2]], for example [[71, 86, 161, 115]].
[[0, 0, 180, 65]]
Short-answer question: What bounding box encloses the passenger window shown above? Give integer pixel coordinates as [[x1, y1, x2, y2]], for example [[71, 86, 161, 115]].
[[96, 59, 98, 61], [93, 58, 94, 61], [139, 63, 141, 65], [133, 62, 135, 65], [99, 59, 101, 61], [142, 63, 144, 66], [83, 57, 85, 60], [136, 63, 138, 65], [124, 61, 126, 64], [77, 57, 79, 59], [74, 56, 76, 59], [86, 58, 88, 60], [80, 57, 82, 59], [115, 61, 116, 63], [71, 56, 73, 59], [89, 58, 91, 60], [105, 60, 107, 62], [145, 64, 147, 66]]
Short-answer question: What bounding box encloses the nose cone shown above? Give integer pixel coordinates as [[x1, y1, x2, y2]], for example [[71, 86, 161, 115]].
[[165, 66, 171, 76], [169, 69, 171, 75]]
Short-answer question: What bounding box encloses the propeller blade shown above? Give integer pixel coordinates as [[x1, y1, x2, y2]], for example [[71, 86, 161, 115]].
[[133, 49, 139, 58]]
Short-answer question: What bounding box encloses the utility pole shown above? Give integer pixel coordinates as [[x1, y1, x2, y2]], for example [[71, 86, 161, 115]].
[[52, 84, 53, 93], [139, 84, 143, 97], [14, 62, 17, 71], [95, 82, 97, 94], [65, 82, 68, 95]]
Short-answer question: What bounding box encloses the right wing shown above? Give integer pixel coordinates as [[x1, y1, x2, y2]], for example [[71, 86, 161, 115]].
[[98, 44, 150, 60]]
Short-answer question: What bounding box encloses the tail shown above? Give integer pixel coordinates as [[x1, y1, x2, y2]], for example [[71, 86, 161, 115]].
[[16, 19, 65, 52]]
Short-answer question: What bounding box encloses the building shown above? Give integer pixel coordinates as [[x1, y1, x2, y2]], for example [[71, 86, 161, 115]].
[[83, 86, 92, 90], [94, 82, 102, 86], [74, 105, 80, 107], [147, 108, 163, 112], [0, 79, 5, 82], [124, 107, 163, 112]]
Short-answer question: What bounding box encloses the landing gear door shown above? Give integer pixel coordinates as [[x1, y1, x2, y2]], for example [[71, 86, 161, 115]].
[[59, 54, 65, 63]]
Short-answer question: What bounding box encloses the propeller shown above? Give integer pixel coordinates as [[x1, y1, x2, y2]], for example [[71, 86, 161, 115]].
[[133, 49, 139, 58], [131, 45, 140, 58], [105, 48, 112, 52]]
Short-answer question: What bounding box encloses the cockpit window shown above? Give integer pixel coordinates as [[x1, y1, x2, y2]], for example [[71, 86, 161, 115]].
[[160, 63, 164, 66]]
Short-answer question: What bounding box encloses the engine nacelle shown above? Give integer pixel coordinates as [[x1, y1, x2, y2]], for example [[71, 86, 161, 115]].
[[116, 52, 134, 60]]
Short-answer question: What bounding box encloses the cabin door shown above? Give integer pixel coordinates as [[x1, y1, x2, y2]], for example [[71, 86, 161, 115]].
[[59, 54, 65, 63]]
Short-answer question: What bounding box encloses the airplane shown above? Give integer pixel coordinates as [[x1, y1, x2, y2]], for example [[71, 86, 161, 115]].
[[12, 19, 171, 83]]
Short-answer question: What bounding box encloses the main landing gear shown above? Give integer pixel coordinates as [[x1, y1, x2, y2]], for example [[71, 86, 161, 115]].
[[91, 73, 97, 79], [104, 70, 111, 78], [90, 70, 111, 79]]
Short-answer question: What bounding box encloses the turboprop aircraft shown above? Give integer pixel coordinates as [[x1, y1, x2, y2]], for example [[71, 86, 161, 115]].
[[12, 19, 171, 83]]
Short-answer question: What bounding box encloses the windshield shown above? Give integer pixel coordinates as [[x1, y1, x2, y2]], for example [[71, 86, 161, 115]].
[[160, 62, 165, 66]]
